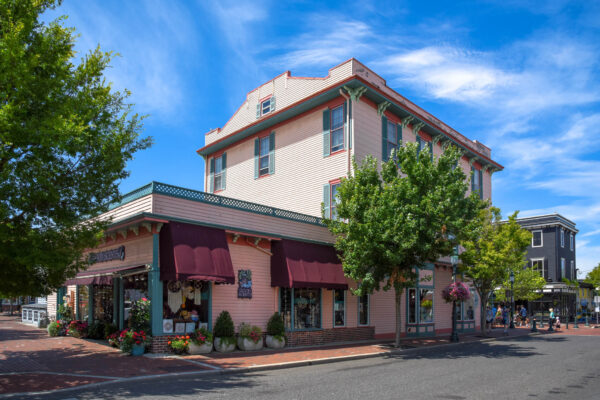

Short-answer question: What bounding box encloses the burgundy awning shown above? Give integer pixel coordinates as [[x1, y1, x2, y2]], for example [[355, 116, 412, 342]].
[[159, 222, 235, 284], [64, 265, 145, 286], [271, 239, 348, 290]]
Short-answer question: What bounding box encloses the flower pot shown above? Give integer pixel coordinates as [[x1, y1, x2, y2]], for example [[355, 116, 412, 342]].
[[214, 337, 235, 353], [131, 343, 145, 356], [188, 341, 213, 355], [237, 336, 263, 351], [265, 335, 285, 349]]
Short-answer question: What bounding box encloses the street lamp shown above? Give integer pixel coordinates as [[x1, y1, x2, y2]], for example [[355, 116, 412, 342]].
[[509, 271, 515, 329]]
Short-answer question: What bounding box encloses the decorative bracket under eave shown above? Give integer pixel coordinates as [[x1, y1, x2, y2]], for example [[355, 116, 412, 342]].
[[377, 101, 391, 116], [469, 157, 478, 167], [482, 165, 491, 174], [343, 86, 368, 102], [432, 135, 442, 147], [401, 116, 414, 128], [412, 121, 425, 135]]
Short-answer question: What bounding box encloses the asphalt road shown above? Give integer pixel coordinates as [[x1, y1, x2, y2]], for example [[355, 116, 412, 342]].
[[16, 334, 600, 400]]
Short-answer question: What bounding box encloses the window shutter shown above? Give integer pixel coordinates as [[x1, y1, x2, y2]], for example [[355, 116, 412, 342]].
[[479, 169, 483, 199], [256, 104, 261, 119], [348, 100, 352, 149], [471, 166, 475, 192], [416, 136, 422, 160], [271, 96, 276, 112], [221, 153, 227, 190], [254, 138, 259, 179], [323, 109, 331, 157], [209, 157, 215, 193], [323, 184, 331, 218], [269, 131, 275, 174], [397, 123, 402, 147], [428, 141, 433, 162], [381, 116, 388, 162], [343, 101, 348, 150]]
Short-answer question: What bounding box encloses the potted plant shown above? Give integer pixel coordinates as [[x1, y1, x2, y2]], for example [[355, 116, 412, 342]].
[[237, 323, 263, 351], [168, 335, 190, 355], [67, 320, 89, 338], [213, 311, 235, 352], [47, 320, 68, 337], [188, 327, 213, 355], [265, 312, 286, 349], [441, 281, 471, 303], [119, 329, 149, 356], [107, 332, 120, 348]]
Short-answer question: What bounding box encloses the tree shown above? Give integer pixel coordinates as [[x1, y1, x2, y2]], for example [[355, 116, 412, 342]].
[[0, 0, 151, 296], [460, 208, 531, 336], [324, 143, 482, 347], [585, 263, 600, 290], [494, 267, 546, 302]]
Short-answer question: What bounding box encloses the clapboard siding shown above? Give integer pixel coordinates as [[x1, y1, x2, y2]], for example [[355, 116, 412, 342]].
[[211, 242, 276, 330], [434, 267, 453, 330], [47, 292, 57, 319], [370, 287, 403, 336], [100, 195, 153, 223], [82, 235, 154, 272], [207, 106, 348, 217], [152, 194, 334, 244]]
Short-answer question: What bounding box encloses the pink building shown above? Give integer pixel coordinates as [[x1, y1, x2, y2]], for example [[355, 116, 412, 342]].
[[49, 59, 502, 350]]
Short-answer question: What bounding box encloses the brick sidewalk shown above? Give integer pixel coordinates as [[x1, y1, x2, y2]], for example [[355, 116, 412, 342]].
[[1, 313, 594, 396]]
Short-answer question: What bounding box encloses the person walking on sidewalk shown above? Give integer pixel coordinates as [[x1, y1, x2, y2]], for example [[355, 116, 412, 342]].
[[486, 306, 494, 333], [520, 306, 527, 327], [502, 305, 509, 336]]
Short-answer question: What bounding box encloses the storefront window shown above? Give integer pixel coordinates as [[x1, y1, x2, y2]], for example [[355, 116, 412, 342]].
[[163, 280, 210, 332], [77, 285, 89, 321], [334, 289, 345, 327], [461, 288, 475, 321], [408, 288, 417, 324], [419, 289, 434, 323], [93, 285, 113, 322], [358, 294, 369, 325], [123, 273, 148, 327], [279, 288, 322, 330]]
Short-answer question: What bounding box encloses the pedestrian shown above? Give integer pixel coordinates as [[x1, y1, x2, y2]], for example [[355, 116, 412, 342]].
[[502, 305, 509, 335], [549, 308, 555, 329], [492, 305, 498, 327], [520, 305, 527, 327], [486, 306, 494, 333]]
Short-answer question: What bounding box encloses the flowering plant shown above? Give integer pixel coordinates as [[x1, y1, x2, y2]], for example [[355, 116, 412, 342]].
[[119, 329, 149, 354], [441, 282, 471, 303], [107, 332, 120, 348], [168, 335, 190, 354], [129, 298, 151, 332], [238, 323, 263, 343], [47, 319, 69, 337], [191, 327, 213, 345], [67, 320, 89, 338]]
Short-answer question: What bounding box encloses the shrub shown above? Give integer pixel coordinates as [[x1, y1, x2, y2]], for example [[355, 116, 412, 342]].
[[238, 323, 262, 343], [119, 329, 149, 354], [266, 312, 285, 339], [104, 322, 118, 339], [191, 327, 213, 345], [87, 321, 107, 340], [168, 335, 190, 354], [213, 311, 234, 338], [67, 320, 88, 338], [47, 320, 65, 337]]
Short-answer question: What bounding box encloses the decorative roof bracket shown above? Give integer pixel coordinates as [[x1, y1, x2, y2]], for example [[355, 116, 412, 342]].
[[377, 101, 391, 116], [401, 116, 414, 128], [343, 86, 368, 102], [412, 121, 425, 134], [432, 135, 442, 147]]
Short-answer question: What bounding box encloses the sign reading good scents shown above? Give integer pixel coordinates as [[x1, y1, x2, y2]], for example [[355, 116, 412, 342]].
[[88, 246, 125, 264], [237, 270, 252, 299]]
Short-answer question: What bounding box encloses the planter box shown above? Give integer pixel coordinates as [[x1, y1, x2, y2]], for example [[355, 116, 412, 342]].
[[237, 337, 263, 351], [131, 343, 145, 356], [188, 341, 213, 355], [214, 337, 235, 353], [265, 335, 285, 349]]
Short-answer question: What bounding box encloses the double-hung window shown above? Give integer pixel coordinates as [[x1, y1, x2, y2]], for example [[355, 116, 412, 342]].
[[259, 136, 270, 177], [256, 96, 276, 118], [333, 289, 345, 327], [561, 258, 566, 280], [254, 132, 275, 178], [330, 182, 340, 219], [532, 230, 543, 247], [570, 260, 575, 280], [214, 155, 224, 192], [386, 120, 398, 159], [531, 259, 547, 280], [330, 105, 345, 153], [570, 232, 574, 251], [471, 167, 480, 195], [560, 229, 565, 248]]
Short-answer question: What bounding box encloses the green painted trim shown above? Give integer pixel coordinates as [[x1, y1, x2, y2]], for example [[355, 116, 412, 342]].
[[118, 278, 124, 331], [57, 287, 66, 319], [149, 233, 163, 336], [108, 181, 324, 227], [281, 288, 323, 332], [88, 284, 94, 324], [112, 278, 119, 326]]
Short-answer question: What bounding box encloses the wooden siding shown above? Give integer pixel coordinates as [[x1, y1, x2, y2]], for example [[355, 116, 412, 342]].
[[100, 195, 153, 223], [47, 292, 57, 319], [151, 195, 335, 244], [211, 241, 277, 330], [83, 235, 154, 272], [206, 60, 354, 145], [206, 107, 349, 217]]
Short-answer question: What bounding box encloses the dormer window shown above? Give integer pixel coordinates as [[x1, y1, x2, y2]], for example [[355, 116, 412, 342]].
[[261, 98, 271, 115], [256, 96, 276, 118]]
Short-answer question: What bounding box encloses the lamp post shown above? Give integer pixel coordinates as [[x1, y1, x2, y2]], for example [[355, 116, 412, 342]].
[[509, 271, 515, 329], [450, 246, 459, 343]]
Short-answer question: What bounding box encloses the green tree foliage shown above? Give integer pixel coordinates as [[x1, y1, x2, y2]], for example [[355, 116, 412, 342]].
[[494, 267, 546, 302], [324, 143, 483, 346], [585, 263, 600, 290], [0, 0, 151, 296], [460, 208, 531, 335]]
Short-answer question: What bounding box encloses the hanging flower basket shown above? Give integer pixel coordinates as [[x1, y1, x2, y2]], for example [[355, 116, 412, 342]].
[[442, 282, 471, 303]]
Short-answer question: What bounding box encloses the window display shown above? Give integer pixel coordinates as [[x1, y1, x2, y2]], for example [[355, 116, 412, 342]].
[[408, 288, 417, 324], [334, 289, 345, 327], [93, 285, 113, 322], [163, 280, 210, 331], [77, 285, 89, 321], [419, 289, 434, 323], [123, 273, 148, 327], [280, 288, 322, 330]]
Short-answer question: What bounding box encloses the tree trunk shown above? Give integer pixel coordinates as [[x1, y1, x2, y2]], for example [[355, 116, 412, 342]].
[[480, 292, 489, 337], [395, 287, 402, 347]]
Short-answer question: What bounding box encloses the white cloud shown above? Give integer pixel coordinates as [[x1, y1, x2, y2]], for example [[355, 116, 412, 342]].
[[581, 229, 600, 238]]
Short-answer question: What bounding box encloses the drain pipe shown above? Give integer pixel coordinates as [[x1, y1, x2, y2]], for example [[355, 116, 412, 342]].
[[339, 88, 352, 176]]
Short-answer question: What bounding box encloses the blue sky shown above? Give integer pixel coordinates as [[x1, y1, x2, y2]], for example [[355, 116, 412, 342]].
[[46, 0, 600, 275]]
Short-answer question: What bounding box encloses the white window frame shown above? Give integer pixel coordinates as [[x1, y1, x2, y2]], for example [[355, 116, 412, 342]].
[[261, 98, 271, 116], [531, 258, 547, 280], [258, 136, 270, 177], [333, 289, 346, 327], [531, 230, 543, 247], [330, 182, 341, 219], [570, 233, 574, 251], [386, 120, 397, 159], [330, 105, 345, 153], [561, 258, 566, 280], [560, 229, 565, 248], [213, 155, 224, 192], [571, 260, 575, 279]]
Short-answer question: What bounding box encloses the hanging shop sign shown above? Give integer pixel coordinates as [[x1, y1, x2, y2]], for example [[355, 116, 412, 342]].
[[88, 246, 125, 264], [237, 269, 252, 299]]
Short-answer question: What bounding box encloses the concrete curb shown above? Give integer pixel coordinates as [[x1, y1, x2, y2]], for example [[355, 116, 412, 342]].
[[0, 331, 540, 399]]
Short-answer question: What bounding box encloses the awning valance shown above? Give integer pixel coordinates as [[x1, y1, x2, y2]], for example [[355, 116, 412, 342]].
[[65, 264, 146, 286], [159, 222, 235, 284], [271, 239, 348, 290]]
